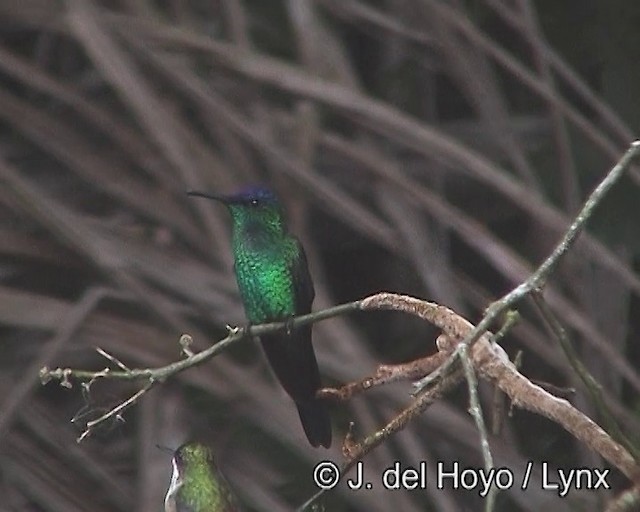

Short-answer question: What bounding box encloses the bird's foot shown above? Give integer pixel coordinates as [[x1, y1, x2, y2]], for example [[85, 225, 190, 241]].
[[284, 316, 295, 336]]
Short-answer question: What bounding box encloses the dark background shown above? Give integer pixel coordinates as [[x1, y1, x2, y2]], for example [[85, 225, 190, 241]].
[[0, 1, 639, 511]]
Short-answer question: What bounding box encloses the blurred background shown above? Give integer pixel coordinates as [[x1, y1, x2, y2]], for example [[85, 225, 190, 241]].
[[0, 1, 639, 511]]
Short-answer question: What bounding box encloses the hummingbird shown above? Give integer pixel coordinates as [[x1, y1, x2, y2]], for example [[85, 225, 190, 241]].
[[188, 187, 332, 448], [164, 441, 240, 512]]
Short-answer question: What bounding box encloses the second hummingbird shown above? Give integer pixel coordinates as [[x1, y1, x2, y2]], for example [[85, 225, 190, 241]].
[[189, 187, 332, 448], [165, 441, 240, 512]]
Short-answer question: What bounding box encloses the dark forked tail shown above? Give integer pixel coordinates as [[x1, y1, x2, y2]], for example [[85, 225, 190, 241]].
[[260, 327, 332, 448], [295, 399, 332, 448]]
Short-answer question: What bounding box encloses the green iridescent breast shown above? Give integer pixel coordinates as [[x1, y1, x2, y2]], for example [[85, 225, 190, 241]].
[[177, 473, 233, 512], [233, 235, 297, 323]]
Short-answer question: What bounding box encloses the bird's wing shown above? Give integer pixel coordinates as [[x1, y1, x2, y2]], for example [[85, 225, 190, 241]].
[[290, 238, 315, 314]]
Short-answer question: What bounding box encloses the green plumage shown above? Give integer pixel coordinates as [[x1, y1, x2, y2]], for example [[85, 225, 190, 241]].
[[165, 442, 239, 512], [188, 187, 332, 448], [229, 204, 297, 323]]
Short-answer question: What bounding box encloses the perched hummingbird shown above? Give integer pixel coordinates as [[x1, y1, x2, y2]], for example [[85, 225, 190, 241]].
[[188, 187, 332, 448], [164, 442, 240, 512]]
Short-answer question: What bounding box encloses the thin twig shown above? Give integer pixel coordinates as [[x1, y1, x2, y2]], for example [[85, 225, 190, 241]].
[[297, 369, 465, 512], [76, 381, 154, 442], [95, 347, 131, 372], [491, 310, 520, 344], [460, 344, 496, 512], [318, 351, 448, 402], [41, 300, 362, 385]]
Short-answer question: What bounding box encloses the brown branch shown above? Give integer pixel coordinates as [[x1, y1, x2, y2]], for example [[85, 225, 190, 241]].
[[298, 292, 640, 510], [360, 293, 640, 481], [317, 350, 448, 402]]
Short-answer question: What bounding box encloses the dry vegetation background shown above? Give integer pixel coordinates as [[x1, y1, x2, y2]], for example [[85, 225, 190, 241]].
[[0, 1, 639, 511]]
